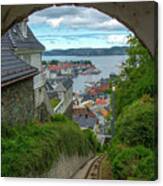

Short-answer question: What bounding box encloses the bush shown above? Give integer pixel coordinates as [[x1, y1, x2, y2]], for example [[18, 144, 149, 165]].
[[114, 36, 155, 116], [106, 36, 157, 181], [83, 129, 101, 153], [1, 116, 96, 177], [108, 143, 127, 162], [114, 95, 155, 149], [111, 146, 155, 180], [107, 95, 156, 180], [50, 114, 67, 122]]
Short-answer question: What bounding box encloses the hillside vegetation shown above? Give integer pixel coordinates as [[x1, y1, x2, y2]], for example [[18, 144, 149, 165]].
[[107, 36, 157, 180], [1, 114, 98, 177]]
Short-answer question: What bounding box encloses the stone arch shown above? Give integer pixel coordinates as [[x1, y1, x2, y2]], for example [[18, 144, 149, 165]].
[[1, 2, 157, 57]]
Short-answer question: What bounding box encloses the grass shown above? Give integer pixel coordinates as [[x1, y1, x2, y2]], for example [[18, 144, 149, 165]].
[[1, 115, 96, 177], [50, 98, 60, 108], [100, 155, 112, 180]]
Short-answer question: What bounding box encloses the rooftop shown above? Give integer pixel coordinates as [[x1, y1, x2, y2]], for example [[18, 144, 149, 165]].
[[5, 23, 45, 51], [46, 78, 73, 93], [73, 107, 96, 118], [73, 115, 97, 129], [1, 47, 38, 87], [1, 21, 45, 87]]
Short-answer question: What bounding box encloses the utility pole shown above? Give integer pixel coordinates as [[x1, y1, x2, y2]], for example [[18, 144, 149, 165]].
[[111, 85, 116, 138]]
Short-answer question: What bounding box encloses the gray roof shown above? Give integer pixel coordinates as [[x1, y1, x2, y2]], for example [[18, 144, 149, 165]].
[[1, 27, 39, 87], [1, 47, 38, 87], [47, 92, 58, 99], [1, 21, 45, 87], [46, 78, 73, 92], [62, 78, 73, 89], [55, 83, 66, 92], [73, 115, 97, 129], [4, 23, 45, 51], [46, 80, 66, 92], [45, 80, 54, 92], [1, 32, 14, 49]]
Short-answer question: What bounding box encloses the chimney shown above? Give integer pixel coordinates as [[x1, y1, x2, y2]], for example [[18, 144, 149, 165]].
[[19, 18, 28, 38]]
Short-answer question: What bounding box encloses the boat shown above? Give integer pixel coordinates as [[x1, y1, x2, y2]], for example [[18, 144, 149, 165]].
[[80, 68, 101, 75], [91, 69, 101, 74]]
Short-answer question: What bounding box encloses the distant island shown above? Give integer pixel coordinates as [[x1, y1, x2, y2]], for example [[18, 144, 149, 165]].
[[43, 46, 128, 56]]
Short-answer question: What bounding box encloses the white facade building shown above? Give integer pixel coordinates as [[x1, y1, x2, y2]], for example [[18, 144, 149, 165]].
[[46, 78, 73, 114], [7, 19, 47, 118]]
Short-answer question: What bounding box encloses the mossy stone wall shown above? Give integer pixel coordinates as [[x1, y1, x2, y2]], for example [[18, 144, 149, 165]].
[[1, 78, 34, 125]]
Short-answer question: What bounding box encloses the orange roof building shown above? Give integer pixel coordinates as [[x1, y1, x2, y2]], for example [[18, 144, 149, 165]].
[[96, 98, 107, 105]]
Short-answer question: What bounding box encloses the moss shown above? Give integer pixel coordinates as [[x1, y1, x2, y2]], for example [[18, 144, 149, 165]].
[[50, 98, 60, 108], [1, 115, 96, 177]]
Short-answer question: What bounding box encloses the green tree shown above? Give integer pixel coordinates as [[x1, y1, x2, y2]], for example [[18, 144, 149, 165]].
[[107, 35, 157, 180], [112, 146, 155, 180], [114, 35, 155, 116], [114, 95, 154, 149]]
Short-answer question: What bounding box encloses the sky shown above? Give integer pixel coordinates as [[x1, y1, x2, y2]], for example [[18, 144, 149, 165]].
[[28, 5, 132, 51]]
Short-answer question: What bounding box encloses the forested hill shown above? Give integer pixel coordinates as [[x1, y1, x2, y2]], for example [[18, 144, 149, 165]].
[[43, 46, 128, 56]]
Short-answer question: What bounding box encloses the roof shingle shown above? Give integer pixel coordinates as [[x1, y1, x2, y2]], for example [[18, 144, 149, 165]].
[[1, 48, 38, 87], [7, 24, 45, 51], [1, 20, 46, 87]]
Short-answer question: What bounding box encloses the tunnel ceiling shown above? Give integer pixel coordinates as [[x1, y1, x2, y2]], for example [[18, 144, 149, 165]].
[[1, 2, 157, 57]]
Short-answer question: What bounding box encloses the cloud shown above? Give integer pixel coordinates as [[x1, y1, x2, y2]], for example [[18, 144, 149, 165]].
[[35, 5, 81, 18], [29, 14, 47, 24], [29, 5, 127, 31], [47, 17, 64, 27], [34, 32, 130, 46], [102, 19, 125, 30], [107, 34, 128, 45], [28, 5, 131, 50]]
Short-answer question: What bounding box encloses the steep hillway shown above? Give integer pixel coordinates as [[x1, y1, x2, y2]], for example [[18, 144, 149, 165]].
[[72, 155, 105, 179]]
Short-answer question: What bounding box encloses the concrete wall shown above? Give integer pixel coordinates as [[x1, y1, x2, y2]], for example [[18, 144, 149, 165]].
[[33, 74, 45, 89], [34, 102, 50, 122], [30, 53, 45, 89], [63, 87, 73, 112], [1, 78, 35, 125], [18, 52, 45, 89], [42, 153, 93, 178], [30, 53, 41, 70], [18, 52, 46, 112], [34, 86, 46, 108], [53, 86, 73, 114], [19, 54, 31, 64], [34, 86, 51, 121], [49, 71, 57, 79]]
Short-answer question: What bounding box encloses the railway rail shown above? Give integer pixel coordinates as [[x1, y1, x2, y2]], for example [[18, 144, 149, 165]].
[[84, 155, 105, 179]]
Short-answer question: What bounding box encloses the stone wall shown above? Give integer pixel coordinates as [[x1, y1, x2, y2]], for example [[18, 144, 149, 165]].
[[65, 102, 73, 119], [34, 86, 46, 108], [1, 78, 35, 125], [34, 102, 50, 122], [42, 153, 94, 178]]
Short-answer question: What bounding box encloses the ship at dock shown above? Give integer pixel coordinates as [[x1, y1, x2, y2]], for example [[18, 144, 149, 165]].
[[80, 66, 101, 75]]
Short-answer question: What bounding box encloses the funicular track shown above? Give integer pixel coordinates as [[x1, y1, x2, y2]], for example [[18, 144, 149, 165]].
[[84, 155, 105, 179]]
